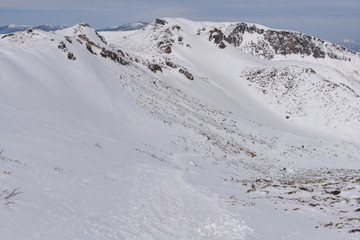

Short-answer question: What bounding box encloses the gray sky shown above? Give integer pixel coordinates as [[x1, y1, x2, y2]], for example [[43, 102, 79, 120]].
[[1, 0, 359, 41]]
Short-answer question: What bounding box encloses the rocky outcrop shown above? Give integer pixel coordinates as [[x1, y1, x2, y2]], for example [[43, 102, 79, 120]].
[[100, 48, 128, 65], [148, 64, 162, 73], [225, 23, 264, 47], [86, 43, 96, 55], [263, 30, 325, 58], [1, 33, 15, 39], [165, 61, 177, 68], [209, 28, 226, 49], [157, 40, 173, 54], [58, 41, 67, 52], [58, 41, 76, 60], [96, 32, 107, 45], [67, 52, 76, 60], [155, 19, 167, 26], [179, 68, 194, 80], [223, 23, 357, 60]]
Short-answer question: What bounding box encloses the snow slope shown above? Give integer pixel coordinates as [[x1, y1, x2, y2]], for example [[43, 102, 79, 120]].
[[102, 18, 360, 143], [1, 19, 360, 239]]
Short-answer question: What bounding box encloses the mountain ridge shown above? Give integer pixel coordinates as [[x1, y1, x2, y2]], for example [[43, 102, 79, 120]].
[[336, 39, 360, 52], [97, 21, 148, 32], [1, 18, 360, 239], [0, 24, 69, 34]]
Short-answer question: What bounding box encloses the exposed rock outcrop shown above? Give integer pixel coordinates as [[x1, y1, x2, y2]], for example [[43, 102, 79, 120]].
[[209, 28, 226, 49], [223, 23, 357, 60], [179, 68, 194, 80], [148, 64, 162, 73]]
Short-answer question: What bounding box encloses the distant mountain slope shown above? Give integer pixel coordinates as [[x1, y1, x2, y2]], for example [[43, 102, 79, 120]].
[[336, 39, 360, 52], [34, 24, 69, 32], [97, 21, 148, 32], [0, 24, 31, 34], [0, 24, 68, 34]]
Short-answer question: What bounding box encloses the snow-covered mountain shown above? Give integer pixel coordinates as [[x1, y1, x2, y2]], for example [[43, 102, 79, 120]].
[[336, 39, 360, 52], [1, 18, 360, 240], [34, 24, 69, 32], [97, 21, 148, 32], [0, 24, 31, 34], [0, 24, 68, 34]]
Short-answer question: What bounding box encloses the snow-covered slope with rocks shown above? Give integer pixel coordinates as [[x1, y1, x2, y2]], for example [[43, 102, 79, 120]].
[[1, 18, 360, 240]]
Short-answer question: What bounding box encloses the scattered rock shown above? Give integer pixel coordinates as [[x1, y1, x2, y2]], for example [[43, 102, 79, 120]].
[[157, 40, 173, 54], [148, 64, 162, 73], [172, 25, 181, 31], [79, 23, 91, 27], [179, 68, 194, 80], [100, 48, 128, 65], [299, 187, 312, 192], [246, 150, 257, 157], [166, 61, 177, 68], [329, 190, 341, 195], [65, 36, 72, 43], [96, 32, 107, 44], [178, 36, 183, 43], [2, 33, 15, 39], [309, 203, 319, 207], [164, 46, 172, 54], [324, 222, 334, 227], [58, 41, 67, 52], [209, 28, 227, 49], [67, 52, 76, 60], [86, 43, 96, 55]]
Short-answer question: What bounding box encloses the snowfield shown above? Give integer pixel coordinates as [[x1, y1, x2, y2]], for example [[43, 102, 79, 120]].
[[1, 18, 360, 239]]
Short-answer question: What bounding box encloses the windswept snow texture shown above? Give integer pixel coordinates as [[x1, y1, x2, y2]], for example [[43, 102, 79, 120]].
[[1, 18, 360, 240]]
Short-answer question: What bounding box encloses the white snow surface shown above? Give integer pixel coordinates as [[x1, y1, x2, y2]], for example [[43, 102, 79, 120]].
[[1, 18, 360, 239]]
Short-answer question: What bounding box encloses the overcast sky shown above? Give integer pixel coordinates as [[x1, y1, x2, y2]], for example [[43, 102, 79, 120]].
[[0, 0, 359, 41]]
